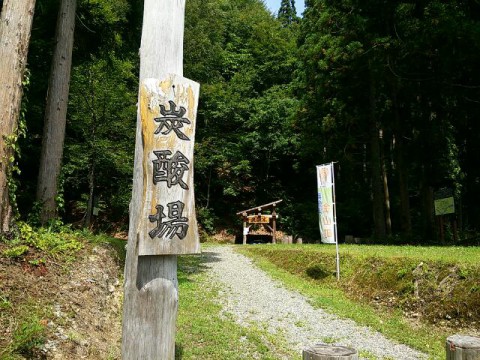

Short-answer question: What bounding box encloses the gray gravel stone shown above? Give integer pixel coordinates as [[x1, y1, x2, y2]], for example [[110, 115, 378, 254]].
[[204, 246, 427, 360]]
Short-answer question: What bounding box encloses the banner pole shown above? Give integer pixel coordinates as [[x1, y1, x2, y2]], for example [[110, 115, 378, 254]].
[[331, 162, 340, 281]]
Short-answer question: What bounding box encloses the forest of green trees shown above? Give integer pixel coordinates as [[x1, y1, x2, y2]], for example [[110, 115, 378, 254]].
[[1, 0, 479, 244]]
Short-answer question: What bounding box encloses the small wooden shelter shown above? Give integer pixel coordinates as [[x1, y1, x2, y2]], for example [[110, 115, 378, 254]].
[[236, 200, 282, 244]]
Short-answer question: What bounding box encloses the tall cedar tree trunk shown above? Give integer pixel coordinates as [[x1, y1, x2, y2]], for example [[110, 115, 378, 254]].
[[421, 164, 436, 241], [392, 83, 412, 235], [84, 117, 96, 229], [381, 147, 392, 235], [369, 67, 386, 239], [36, 0, 76, 223], [85, 159, 95, 228], [420, 104, 437, 241], [0, 0, 36, 233]]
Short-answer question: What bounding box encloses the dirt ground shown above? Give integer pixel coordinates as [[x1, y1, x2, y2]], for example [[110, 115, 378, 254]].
[[0, 243, 123, 359]]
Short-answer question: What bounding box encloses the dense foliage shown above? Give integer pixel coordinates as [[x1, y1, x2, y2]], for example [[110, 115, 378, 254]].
[[5, 0, 480, 243], [295, 0, 480, 242]]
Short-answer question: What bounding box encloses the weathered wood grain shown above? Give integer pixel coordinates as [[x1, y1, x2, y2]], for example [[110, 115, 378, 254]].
[[0, 0, 36, 232], [122, 0, 195, 359], [446, 334, 480, 360], [303, 344, 358, 360], [138, 75, 200, 255]]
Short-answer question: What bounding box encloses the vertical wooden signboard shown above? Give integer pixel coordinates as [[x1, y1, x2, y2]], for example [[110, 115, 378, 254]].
[[122, 1, 199, 359], [139, 76, 200, 255]]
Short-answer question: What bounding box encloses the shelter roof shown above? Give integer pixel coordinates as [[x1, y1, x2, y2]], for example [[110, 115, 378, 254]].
[[236, 200, 283, 216]]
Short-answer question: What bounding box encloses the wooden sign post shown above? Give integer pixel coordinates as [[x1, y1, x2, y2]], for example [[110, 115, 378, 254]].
[[122, 1, 200, 359]]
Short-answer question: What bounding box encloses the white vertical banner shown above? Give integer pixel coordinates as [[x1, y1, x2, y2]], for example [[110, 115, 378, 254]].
[[316, 162, 340, 280], [317, 163, 335, 244]]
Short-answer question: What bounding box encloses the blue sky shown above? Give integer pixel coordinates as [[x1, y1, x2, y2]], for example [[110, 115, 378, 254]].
[[264, 0, 305, 16]]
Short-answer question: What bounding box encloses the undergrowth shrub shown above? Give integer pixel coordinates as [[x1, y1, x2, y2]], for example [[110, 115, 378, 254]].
[[2, 245, 29, 258], [2, 222, 84, 260]]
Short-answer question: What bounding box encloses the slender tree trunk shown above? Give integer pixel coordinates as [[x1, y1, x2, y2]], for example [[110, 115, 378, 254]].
[[85, 160, 95, 228], [36, 0, 77, 224], [206, 167, 212, 209], [396, 139, 412, 234], [382, 152, 392, 235], [0, 0, 36, 233], [392, 84, 412, 235], [369, 67, 386, 239], [421, 165, 436, 241], [420, 104, 437, 242], [84, 104, 96, 229]]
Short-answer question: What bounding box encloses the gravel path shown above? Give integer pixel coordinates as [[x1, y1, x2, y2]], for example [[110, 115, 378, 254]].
[[204, 246, 427, 360]]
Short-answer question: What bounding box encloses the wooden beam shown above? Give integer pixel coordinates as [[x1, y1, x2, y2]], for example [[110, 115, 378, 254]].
[[263, 224, 273, 232], [236, 199, 283, 215], [272, 205, 277, 244]]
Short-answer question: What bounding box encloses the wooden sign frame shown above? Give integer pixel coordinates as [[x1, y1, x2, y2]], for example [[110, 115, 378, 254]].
[[247, 215, 272, 224], [138, 75, 200, 255]]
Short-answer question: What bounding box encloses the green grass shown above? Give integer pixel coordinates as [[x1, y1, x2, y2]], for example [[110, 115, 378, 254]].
[[358, 349, 380, 360], [0, 304, 50, 360], [277, 243, 480, 265], [236, 245, 465, 360], [1, 222, 84, 263], [176, 253, 298, 359], [85, 233, 127, 265], [11, 314, 46, 356]]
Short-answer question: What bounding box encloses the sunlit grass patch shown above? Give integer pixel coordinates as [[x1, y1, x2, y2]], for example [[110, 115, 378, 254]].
[[177, 253, 299, 359]]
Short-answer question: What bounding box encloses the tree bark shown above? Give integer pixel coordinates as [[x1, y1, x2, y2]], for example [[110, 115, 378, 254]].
[[382, 158, 392, 235], [122, 0, 187, 358], [84, 159, 95, 228], [36, 0, 77, 224], [381, 132, 392, 236], [0, 0, 36, 233], [392, 84, 412, 236], [421, 170, 436, 241], [369, 67, 386, 239], [84, 104, 96, 229]]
